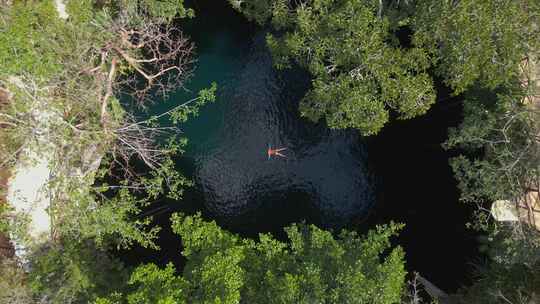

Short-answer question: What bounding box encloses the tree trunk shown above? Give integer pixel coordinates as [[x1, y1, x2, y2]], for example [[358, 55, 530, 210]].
[[417, 275, 456, 304]]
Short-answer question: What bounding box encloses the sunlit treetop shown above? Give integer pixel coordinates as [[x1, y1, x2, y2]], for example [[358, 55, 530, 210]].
[[413, 0, 540, 94], [97, 213, 406, 303], [232, 0, 436, 135]]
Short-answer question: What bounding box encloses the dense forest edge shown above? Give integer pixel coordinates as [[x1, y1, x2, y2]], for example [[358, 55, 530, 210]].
[[0, 0, 538, 303]]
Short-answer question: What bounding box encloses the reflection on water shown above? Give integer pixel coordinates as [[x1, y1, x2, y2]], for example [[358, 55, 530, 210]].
[[180, 33, 374, 228]]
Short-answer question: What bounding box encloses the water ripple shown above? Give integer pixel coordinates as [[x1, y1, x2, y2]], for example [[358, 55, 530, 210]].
[[191, 33, 375, 228]]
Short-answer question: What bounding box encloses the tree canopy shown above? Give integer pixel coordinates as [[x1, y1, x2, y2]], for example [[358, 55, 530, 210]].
[[1, 1, 539, 303], [231, 0, 540, 135], [232, 0, 435, 135], [0, 0, 216, 249], [445, 86, 540, 203], [98, 213, 406, 304], [27, 241, 129, 304], [412, 0, 540, 94]]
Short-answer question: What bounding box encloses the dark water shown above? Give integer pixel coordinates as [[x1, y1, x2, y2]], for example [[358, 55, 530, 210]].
[[190, 34, 374, 226], [152, 5, 375, 231], [124, 0, 480, 293]]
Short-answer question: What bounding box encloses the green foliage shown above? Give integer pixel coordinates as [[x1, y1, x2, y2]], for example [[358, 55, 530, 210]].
[[28, 241, 128, 304], [65, 0, 95, 24], [171, 213, 244, 303], [169, 82, 218, 124], [0, 1, 64, 80], [63, 183, 162, 250], [52, 144, 195, 250], [59, 82, 217, 250], [233, 0, 435, 135], [413, 0, 540, 94], [443, 80, 540, 303], [232, 0, 540, 135], [102, 213, 406, 303], [427, 3, 540, 301], [0, 202, 12, 234], [445, 87, 539, 203], [99, 263, 190, 304], [0, 208, 32, 247], [133, 0, 195, 20], [0, 0, 108, 81], [67, 0, 194, 24], [94, 264, 191, 304], [455, 238, 540, 303], [125, 263, 189, 304], [0, 0, 202, 251], [0, 258, 34, 304]]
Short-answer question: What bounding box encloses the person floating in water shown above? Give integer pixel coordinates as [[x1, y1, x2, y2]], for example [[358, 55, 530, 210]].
[[267, 145, 287, 159]]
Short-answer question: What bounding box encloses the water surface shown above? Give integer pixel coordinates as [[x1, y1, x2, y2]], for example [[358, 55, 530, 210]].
[[130, 1, 479, 292], [157, 20, 375, 233]]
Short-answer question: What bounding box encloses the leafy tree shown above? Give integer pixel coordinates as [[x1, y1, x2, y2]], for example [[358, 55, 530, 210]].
[[28, 241, 129, 304], [0, 258, 34, 304], [443, 75, 540, 304], [0, 1, 65, 80], [231, 0, 435, 135], [0, 0, 216, 249], [94, 263, 190, 304], [100, 213, 406, 303], [459, 263, 540, 304], [0, 202, 12, 234], [413, 0, 540, 94], [454, 229, 540, 304], [444, 86, 539, 204]]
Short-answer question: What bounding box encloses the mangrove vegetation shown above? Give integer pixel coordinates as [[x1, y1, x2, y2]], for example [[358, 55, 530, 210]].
[[0, 0, 539, 303]]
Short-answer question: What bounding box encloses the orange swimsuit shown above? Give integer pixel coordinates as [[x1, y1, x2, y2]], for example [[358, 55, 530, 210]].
[[267, 147, 287, 158]]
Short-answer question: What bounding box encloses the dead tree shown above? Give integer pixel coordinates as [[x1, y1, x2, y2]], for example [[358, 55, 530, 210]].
[[73, 8, 196, 181], [83, 14, 195, 123]]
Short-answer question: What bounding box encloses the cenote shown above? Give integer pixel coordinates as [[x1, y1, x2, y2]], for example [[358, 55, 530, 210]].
[[121, 0, 480, 292]]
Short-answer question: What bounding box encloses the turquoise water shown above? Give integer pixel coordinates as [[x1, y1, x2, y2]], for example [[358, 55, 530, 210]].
[[149, 5, 375, 233], [132, 1, 479, 291]]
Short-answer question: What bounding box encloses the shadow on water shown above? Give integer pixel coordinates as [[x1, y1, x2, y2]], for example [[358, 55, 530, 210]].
[[119, 0, 479, 292], [364, 87, 480, 291]]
